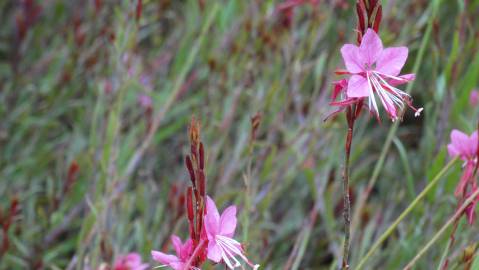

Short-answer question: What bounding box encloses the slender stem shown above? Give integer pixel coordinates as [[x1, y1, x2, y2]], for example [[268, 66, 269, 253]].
[[342, 109, 354, 270], [356, 157, 458, 270], [437, 217, 461, 270], [403, 187, 479, 270], [350, 0, 442, 240], [183, 239, 206, 270]]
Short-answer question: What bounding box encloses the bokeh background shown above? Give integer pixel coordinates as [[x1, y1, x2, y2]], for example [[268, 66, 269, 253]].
[[1, 0, 479, 269]]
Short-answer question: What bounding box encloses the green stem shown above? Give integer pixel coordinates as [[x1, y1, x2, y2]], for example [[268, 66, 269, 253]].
[[403, 187, 479, 270], [350, 0, 443, 242], [356, 157, 458, 270]]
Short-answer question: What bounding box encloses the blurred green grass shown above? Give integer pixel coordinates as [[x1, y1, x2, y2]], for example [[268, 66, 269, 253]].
[[1, 0, 479, 269]]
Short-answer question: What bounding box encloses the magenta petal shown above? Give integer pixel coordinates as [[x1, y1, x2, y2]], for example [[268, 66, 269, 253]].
[[359, 28, 383, 66], [376, 47, 408, 76], [347, 75, 369, 98], [219, 205, 237, 237], [179, 239, 193, 261], [207, 241, 222, 263], [340, 44, 364, 73], [151, 250, 179, 265]]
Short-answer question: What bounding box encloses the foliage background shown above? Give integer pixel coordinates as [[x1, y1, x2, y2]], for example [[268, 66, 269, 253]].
[[1, 0, 479, 269]]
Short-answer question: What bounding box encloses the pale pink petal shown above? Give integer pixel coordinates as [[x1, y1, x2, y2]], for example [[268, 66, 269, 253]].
[[447, 144, 460, 158], [359, 28, 383, 66], [134, 263, 149, 270], [470, 131, 478, 157], [219, 205, 237, 237], [347, 75, 369, 98], [450, 130, 471, 159], [124, 253, 141, 264], [340, 44, 364, 73], [171, 235, 182, 256], [205, 196, 220, 238], [207, 241, 222, 263], [169, 262, 185, 270], [376, 47, 408, 76], [389, 73, 415, 86], [151, 250, 179, 265]]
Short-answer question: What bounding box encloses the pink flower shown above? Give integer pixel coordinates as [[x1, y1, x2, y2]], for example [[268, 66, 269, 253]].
[[447, 129, 479, 224], [470, 90, 479, 107], [335, 28, 422, 121], [151, 235, 194, 270], [113, 253, 148, 270], [447, 130, 478, 162], [204, 196, 259, 270]]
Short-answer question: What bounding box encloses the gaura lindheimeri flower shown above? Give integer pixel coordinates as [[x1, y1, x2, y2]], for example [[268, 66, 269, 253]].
[[334, 28, 422, 121], [204, 196, 259, 270], [113, 253, 148, 270], [447, 129, 479, 224], [151, 235, 195, 270]]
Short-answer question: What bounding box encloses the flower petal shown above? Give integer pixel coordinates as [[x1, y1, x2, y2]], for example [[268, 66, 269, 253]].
[[220, 205, 237, 237], [207, 241, 222, 263], [180, 238, 193, 261], [205, 196, 220, 239], [347, 75, 369, 98], [447, 144, 460, 158], [359, 28, 383, 66], [388, 73, 415, 86], [151, 250, 179, 265], [376, 47, 408, 76], [340, 44, 364, 73], [450, 129, 472, 159], [471, 131, 478, 157], [171, 235, 183, 257]]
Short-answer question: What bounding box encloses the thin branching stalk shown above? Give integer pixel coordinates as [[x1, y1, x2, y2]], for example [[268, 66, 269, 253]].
[[403, 187, 479, 270], [356, 157, 458, 270], [342, 106, 355, 270]]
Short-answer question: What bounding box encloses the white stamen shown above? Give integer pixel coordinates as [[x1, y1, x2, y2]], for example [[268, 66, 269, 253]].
[[415, 107, 423, 117], [366, 72, 379, 116], [215, 235, 259, 270]]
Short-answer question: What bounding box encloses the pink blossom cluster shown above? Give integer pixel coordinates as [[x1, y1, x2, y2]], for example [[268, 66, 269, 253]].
[[152, 196, 259, 270], [150, 118, 259, 270]]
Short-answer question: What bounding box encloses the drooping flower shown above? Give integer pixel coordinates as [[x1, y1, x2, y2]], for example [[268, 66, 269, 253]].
[[204, 196, 259, 270], [113, 253, 148, 270], [334, 28, 422, 121], [151, 235, 195, 270], [447, 129, 479, 224]]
